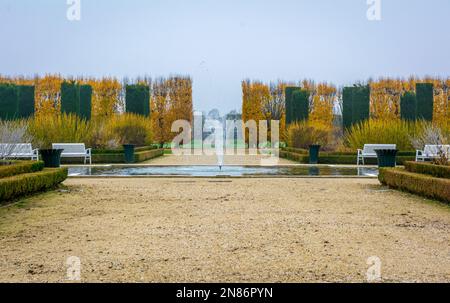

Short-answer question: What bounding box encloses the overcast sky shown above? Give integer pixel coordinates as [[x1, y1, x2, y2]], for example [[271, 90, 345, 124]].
[[1, 0, 449, 114]]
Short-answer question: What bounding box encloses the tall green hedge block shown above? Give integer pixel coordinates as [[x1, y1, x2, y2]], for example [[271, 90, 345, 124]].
[[342, 87, 355, 129], [0, 84, 18, 120], [400, 92, 417, 121], [351, 86, 370, 125], [285, 87, 300, 125], [17, 85, 35, 118], [126, 85, 150, 117], [291, 89, 309, 122], [416, 83, 434, 121], [61, 82, 80, 115], [79, 85, 92, 120]]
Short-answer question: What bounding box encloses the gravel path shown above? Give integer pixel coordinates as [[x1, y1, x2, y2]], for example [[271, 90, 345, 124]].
[[0, 178, 449, 282]]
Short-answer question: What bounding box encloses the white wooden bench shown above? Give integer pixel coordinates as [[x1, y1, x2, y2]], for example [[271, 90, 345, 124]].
[[416, 145, 450, 162], [357, 144, 397, 165], [52, 143, 92, 164], [0, 143, 39, 161]]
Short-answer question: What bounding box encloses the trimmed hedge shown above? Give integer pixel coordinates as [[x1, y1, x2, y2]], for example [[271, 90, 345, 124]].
[[17, 85, 35, 118], [379, 168, 450, 203], [0, 168, 68, 202], [126, 85, 150, 117], [416, 83, 434, 121], [79, 85, 92, 120], [342, 87, 354, 129], [0, 83, 18, 120], [61, 82, 80, 115], [292, 89, 309, 122], [400, 91, 417, 121], [0, 161, 44, 179], [285, 87, 300, 125], [352, 86, 370, 126], [404, 161, 450, 179], [280, 150, 415, 165], [62, 148, 164, 164]]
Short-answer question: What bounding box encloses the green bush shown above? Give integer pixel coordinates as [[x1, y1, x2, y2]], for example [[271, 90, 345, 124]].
[[126, 85, 150, 117], [404, 161, 450, 179], [17, 85, 35, 119], [61, 81, 80, 115], [352, 86, 370, 126], [416, 83, 434, 121], [400, 92, 417, 121], [285, 87, 300, 125], [344, 119, 429, 151], [0, 83, 18, 120], [280, 150, 415, 165], [342, 87, 355, 129], [292, 89, 309, 122], [0, 168, 68, 202], [79, 85, 92, 120], [287, 121, 334, 150], [379, 168, 450, 203], [0, 161, 44, 179]]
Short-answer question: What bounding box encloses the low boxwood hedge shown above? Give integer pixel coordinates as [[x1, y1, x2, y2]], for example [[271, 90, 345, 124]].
[[0, 168, 68, 202], [134, 148, 164, 162], [280, 150, 414, 165], [404, 161, 450, 179], [91, 145, 157, 155], [0, 161, 44, 179], [378, 168, 450, 203]]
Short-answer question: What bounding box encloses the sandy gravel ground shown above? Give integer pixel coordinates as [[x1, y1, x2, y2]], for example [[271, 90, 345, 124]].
[[0, 178, 449, 283]]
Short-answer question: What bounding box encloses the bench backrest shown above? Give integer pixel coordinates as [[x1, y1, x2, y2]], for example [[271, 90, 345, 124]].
[[0, 143, 33, 155], [363, 144, 396, 154], [52, 143, 86, 154], [423, 145, 450, 156]]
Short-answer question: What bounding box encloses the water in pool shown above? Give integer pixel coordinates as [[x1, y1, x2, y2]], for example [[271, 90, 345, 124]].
[[68, 165, 378, 177]]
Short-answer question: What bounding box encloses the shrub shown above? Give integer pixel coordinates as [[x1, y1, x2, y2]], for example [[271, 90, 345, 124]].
[[344, 119, 429, 151], [410, 124, 449, 165], [27, 113, 93, 149], [0, 167, 68, 202], [0, 83, 18, 120], [105, 113, 152, 146], [125, 84, 150, 117], [379, 168, 450, 203], [0, 161, 44, 179], [287, 120, 334, 150], [0, 120, 33, 160], [404, 161, 450, 179]]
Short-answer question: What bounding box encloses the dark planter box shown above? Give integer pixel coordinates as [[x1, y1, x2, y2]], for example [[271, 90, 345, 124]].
[[40, 149, 63, 168], [123, 144, 136, 164], [309, 145, 321, 164], [375, 149, 398, 168]]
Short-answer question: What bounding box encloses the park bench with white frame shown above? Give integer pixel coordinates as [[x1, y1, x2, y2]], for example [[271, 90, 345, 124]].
[[0, 143, 39, 161], [52, 143, 92, 164], [416, 145, 450, 162], [357, 144, 397, 165]]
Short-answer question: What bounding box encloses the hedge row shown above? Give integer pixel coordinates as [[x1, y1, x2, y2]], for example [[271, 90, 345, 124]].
[[61, 82, 92, 120], [404, 161, 450, 179], [91, 145, 157, 155], [0, 161, 44, 179], [378, 168, 450, 203], [0, 84, 35, 120], [62, 148, 164, 164], [280, 150, 415, 165], [342, 86, 370, 129], [0, 168, 68, 202], [126, 84, 150, 117]]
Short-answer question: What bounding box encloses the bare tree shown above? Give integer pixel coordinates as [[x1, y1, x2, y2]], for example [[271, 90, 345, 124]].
[[0, 120, 33, 162]]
